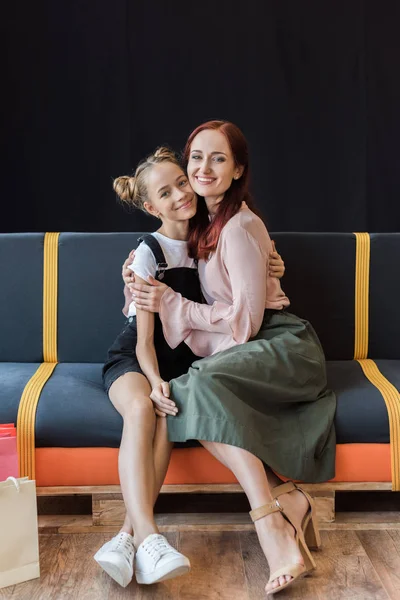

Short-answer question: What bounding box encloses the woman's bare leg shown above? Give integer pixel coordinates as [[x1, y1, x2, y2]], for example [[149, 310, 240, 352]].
[[109, 372, 172, 546], [199, 441, 309, 593]]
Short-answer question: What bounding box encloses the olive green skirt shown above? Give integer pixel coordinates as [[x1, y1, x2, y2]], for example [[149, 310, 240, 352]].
[[168, 310, 336, 483]]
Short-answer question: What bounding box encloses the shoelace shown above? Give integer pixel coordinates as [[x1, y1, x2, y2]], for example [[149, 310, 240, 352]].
[[143, 537, 172, 561], [114, 534, 134, 558]]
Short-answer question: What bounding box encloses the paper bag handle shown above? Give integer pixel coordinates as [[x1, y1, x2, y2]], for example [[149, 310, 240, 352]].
[[6, 476, 21, 492]]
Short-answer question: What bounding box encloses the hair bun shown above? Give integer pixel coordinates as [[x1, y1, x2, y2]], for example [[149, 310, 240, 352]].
[[153, 146, 177, 161], [113, 175, 135, 202]]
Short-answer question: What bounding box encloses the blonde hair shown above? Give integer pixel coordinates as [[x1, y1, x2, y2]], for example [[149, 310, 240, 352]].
[[113, 147, 181, 212]]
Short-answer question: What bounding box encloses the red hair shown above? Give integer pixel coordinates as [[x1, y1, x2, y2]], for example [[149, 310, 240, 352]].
[[185, 120, 259, 260]]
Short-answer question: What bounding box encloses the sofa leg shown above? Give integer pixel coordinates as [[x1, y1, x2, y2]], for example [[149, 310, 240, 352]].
[[312, 490, 335, 523]]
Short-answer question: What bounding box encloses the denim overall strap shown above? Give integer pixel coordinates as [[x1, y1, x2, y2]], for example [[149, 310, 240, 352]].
[[137, 234, 168, 279]]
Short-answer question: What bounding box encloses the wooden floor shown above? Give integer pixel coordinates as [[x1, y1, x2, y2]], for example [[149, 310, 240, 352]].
[[2, 526, 400, 599]]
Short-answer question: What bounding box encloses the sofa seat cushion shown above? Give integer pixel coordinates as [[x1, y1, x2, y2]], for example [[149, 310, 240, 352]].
[[34, 363, 198, 449], [33, 360, 397, 447], [35, 363, 122, 447], [0, 363, 41, 425], [32, 359, 398, 450]]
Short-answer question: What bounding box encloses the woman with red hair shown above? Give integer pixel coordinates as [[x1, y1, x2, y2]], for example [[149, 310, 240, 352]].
[[132, 121, 336, 596]]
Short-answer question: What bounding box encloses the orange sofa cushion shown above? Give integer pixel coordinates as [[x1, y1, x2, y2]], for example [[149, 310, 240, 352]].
[[35, 443, 391, 487]]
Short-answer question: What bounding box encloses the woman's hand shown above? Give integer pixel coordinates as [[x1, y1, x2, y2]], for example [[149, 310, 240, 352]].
[[269, 241, 285, 279], [150, 381, 178, 417], [122, 250, 135, 290], [132, 276, 169, 313]]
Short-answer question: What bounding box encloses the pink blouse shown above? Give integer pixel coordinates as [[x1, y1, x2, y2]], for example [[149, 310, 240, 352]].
[[159, 204, 290, 357]]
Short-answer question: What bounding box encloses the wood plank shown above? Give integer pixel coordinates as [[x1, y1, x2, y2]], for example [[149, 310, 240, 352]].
[[36, 482, 393, 496], [313, 492, 335, 523], [37, 484, 244, 496], [42, 534, 97, 599], [239, 530, 324, 600], [239, 531, 269, 600], [178, 531, 248, 599], [93, 495, 334, 527], [38, 513, 254, 534], [320, 483, 392, 492], [307, 530, 390, 599], [0, 587, 15, 598], [91, 491, 336, 527], [322, 512, 400, 531], [92, 497, 125, 526], [7, 534, 86, 600], [322, 524, 400, 531], [37, 485, 121, 496], [38, 515, 119, 534], [2, 527, 399, 599], [356, 530, 400, 599], [93, 493, 123, 501], [66, 533, 113, 600], [38, 511, 400, 534], [337, 512, 400, 524]]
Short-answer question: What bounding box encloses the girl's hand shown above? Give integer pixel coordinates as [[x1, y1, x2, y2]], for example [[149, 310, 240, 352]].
[[132, 276, 169, 313], [269, 241, 285, 279], [150, 381, 178, 417], [122, 250, 136, 290]]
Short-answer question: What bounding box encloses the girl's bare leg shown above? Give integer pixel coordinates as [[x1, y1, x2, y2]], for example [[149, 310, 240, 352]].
[[152, 415, 174, 495], [109, 372, 172, 546]]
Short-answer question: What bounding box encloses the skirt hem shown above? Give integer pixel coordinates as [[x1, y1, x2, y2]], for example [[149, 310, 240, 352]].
[[167, 414, 336, 484]]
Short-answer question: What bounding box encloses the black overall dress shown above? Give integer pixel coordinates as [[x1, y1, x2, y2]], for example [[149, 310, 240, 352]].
[[102, 234, 203, 394]]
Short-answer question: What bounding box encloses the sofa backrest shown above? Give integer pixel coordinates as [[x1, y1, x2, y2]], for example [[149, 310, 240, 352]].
[[57, 233, 141, 363], [368, 234, 400, 359], [0, 234, 44, 362], [274, 233, 356, 360], [1, 232, 399, 362]]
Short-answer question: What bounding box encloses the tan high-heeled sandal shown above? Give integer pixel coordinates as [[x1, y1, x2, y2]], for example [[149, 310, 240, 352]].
[[271, 481, 322, 551], [249, 497, 316, 596]]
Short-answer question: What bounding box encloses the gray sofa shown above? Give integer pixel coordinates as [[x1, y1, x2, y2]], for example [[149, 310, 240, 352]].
[[1, 232, 399, 497]]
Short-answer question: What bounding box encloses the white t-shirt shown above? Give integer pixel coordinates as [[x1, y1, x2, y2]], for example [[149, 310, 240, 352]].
[[127, 232, 196, 317]]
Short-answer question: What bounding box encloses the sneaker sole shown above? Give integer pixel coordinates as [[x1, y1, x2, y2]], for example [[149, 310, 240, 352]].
[[136, 557, 191, 585], [94, 552, 132, 588]]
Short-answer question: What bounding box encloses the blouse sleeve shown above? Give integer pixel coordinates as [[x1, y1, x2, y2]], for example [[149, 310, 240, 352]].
[[159, 225, 267, 353]]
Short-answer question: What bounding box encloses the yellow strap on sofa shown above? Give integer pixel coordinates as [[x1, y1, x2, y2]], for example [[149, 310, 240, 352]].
[[353, 232, 400, 490], [17, 362, 57, 480], [17, 232, 59, 479], [354, 232, 370, 360], [356, 359, 400, 490], [43, 232, 59, 362]]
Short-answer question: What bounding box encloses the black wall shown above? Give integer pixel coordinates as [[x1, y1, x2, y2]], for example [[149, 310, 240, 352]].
[[2, 1, 400, 233]]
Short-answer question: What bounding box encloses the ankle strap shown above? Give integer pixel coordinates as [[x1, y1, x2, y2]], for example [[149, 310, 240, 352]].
[[249, 499, 283, 523], [271, 481, 297, 499]]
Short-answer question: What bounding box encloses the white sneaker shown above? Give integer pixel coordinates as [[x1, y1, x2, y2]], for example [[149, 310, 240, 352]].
[[135, 533, 190, 585], [94, 531, 135, 587]]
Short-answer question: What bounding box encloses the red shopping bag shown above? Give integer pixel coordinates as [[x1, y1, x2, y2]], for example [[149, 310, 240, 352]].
[[0, 424, 18, 480]]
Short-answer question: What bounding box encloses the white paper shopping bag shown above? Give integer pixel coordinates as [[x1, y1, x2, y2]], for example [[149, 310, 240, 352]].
[[0, 477, 40, 589]]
